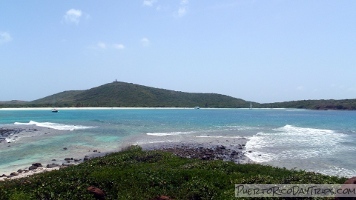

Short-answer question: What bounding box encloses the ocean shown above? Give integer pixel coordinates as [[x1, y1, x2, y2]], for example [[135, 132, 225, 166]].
[[0, 108, 355, 178]]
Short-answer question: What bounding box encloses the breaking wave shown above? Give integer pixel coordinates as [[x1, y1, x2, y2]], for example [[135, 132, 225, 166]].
[[14, 121, 95, 131]]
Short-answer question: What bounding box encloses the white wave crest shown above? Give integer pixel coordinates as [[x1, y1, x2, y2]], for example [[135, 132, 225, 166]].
[[245, 125, 348, 163], [14, 121, 95, 131], [146, 131, 193, 136], [196, 135, 243, 139]]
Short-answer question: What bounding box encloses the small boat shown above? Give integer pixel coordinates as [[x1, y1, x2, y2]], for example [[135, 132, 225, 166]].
[[194, 106, 200, 109], [52, 108, 59, 113]]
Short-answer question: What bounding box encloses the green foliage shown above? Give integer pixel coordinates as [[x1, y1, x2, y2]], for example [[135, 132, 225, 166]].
[[2, 81, 355, 109], [4, 82, 250, 108], [0, 146, 346, 200], [261, 99, 356, 110]]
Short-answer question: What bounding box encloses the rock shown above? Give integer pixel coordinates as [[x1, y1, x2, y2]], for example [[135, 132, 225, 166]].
[[64, 158, 71, 161], [17, 169, 23, 173], [62, 163, 74, 166], [63, 147, 67, 150], [87, 186, 105, 200], [93, 150, 98, 152], [29, 165, 37, 170], [344, 177, 356, 184], [10, 172, 19, 176], [32, 163, 42, 167], [151, 195, 173, 200], [52, 159, 56, 161], [46, 163, 59, 168], [335, 177, 356, 200], [74, 158, 81, 162]]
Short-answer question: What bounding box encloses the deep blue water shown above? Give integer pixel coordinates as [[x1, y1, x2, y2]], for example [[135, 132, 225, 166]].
[[0, 108, 355, 177]]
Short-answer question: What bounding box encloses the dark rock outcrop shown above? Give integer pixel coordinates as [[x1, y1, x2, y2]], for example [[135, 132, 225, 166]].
[[87, 186, 105, 200], [335, 177, 356, 200]]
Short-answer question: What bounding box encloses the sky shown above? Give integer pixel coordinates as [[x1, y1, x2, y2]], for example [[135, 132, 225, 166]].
[[1, 0, 356, 103]]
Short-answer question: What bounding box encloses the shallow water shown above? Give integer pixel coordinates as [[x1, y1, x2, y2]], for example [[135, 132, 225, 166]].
[[0, 108, 355, 177]]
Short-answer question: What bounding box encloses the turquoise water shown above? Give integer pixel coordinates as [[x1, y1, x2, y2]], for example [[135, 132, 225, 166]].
[[0, 108, 356, 177]]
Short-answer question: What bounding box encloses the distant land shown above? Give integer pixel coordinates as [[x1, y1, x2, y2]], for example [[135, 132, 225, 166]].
[[0, 81, 355, 110]]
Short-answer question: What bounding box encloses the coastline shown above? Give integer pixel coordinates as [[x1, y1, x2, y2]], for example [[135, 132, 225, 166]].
[[0, 107, 290, 111], [0, 126, 252, 181]]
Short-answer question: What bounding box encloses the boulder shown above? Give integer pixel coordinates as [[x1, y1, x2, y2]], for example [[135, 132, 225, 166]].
[[10, 172, 19, 176], [87, 186, 105, 200], [62, 163, 74, 166], [151, 195, 173, 200], [29, 165, 37, 170], [335, 177, 356, 200], [32, 163, 42, 167], [46, 163, 59, 168]]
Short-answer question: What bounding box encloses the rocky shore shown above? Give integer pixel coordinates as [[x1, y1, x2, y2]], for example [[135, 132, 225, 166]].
[[0, 148, 105, 181], [0, 126, 252, 181], [1, 140, 252, 181], [140, 138, 252, 164]]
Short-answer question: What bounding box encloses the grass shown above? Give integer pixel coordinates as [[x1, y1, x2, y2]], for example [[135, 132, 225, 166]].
[[0, 146, 347, 200]]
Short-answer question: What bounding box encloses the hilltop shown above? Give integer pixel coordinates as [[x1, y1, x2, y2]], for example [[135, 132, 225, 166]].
[[0, 81, 355, 109], [29, 81, 251, 108]]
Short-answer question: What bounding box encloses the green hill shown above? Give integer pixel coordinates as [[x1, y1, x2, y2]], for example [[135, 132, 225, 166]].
[[261, 99, 356, 110], [2, 81, 355, 109], [30, 81, 251, 108]]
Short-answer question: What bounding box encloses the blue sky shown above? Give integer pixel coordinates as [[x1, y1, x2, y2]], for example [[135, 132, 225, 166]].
[[1, 0, 355, 103]]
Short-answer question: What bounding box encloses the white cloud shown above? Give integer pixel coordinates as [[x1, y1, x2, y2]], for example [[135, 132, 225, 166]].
[[143, 0, 157, 7], [177, 7, 187, 17], [94, 42, 126, 50], [180, 0, 189, 5], [64, 9, 83, 24], [141, 37, 150, 47], [0, 32, 12, 44], [176, 0, 189, 17], [97, 42, 107, 49], [113, 44, 125, 50]]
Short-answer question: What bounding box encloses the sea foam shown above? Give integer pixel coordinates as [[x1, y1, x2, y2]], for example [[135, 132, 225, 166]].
[[245, 125, 348, 163], [146, 131, 194, 136], [14, 121, 95, 131]]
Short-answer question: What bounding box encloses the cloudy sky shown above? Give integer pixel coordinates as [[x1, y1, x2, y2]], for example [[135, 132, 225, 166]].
[[1, 1, 355, 103]]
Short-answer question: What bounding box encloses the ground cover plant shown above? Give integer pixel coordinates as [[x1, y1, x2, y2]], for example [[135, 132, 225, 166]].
[[0, 146, 347, 200]]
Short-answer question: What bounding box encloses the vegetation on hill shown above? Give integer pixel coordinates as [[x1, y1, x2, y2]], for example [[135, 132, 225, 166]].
[[30, 81, 250, 108], [0, 81, 355, 109], [0, 146, 346, 200], [261, 99, 356, 110]]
